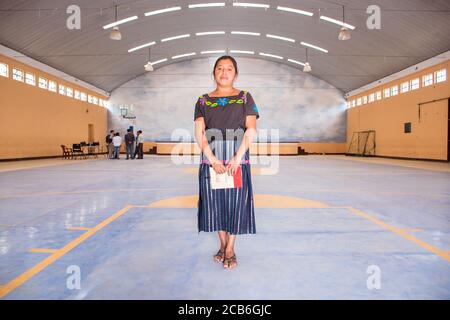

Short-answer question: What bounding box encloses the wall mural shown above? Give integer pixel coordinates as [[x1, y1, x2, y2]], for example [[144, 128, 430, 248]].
[[107, 57, 347, 143]]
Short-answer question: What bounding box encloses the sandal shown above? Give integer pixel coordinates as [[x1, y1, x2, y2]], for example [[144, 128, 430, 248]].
[[213, 249, 225, 263], [223, 254, 237, 269]]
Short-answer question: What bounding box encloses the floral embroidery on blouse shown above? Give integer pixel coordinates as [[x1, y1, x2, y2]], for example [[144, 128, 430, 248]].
[[199, 91, 247, 108]]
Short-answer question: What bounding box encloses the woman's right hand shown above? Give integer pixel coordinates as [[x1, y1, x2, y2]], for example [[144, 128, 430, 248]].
[[210, 157, 226, 174]]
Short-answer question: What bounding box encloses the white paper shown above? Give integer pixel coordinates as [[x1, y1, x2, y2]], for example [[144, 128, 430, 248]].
[[210, 169, 235, 189]]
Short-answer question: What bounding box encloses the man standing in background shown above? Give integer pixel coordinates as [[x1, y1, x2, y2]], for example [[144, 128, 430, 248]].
[[136, 130, 144, 159], [124, 128, 135, 160], [106, 129, 115, 159]]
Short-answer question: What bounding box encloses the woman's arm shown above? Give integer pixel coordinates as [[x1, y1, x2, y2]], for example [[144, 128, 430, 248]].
[[194, 117, 226, 173], [226, 115, 257, 174]]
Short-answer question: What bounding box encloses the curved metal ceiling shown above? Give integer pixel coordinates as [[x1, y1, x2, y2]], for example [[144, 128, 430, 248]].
[[0, 0, 449, 93]]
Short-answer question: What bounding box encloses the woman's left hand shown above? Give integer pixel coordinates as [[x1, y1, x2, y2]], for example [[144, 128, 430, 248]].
[[226, 155, 242, 175]]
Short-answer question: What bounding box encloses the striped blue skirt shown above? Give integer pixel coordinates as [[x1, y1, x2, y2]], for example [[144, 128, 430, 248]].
[[197, 138, 256, 235]]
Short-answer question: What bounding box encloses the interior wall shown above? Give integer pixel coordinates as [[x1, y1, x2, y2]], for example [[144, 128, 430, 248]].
[[0, 54, 108, 160], [347, 60, 450, 161], [107, 57, 347, 143]]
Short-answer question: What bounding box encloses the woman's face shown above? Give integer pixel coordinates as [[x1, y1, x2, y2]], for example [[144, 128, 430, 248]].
[[214, 59, 236, 87]]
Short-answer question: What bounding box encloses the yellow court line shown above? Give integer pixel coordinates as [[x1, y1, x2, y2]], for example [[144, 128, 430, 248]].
[[67, 227, 93, 231], [29, 248, 58, 254], [338, 206, 450, 263], [0, 205, 133, 299]]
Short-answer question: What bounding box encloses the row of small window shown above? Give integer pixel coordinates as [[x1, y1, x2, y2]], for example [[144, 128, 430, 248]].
[[347, 69, 447, 108], [0, 63, 107, 107]]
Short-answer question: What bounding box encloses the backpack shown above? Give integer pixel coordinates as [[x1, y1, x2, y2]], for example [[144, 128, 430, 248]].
[[105, 134, 112, 143]]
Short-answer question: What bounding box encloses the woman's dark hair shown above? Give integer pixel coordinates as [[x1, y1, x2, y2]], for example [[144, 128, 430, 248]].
[[212, 55, 238, 76]]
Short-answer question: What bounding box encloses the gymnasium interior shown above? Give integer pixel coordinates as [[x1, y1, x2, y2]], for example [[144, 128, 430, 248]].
[[0, 0, 449, 300]]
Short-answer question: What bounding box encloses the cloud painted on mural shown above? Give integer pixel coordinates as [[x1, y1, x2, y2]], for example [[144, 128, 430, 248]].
[[107, 57, 346, 142]]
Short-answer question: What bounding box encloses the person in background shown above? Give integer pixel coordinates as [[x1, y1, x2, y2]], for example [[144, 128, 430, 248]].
[[125, 128, 135, 160], [107, 129, 115, 159], [112, 132, 122, 159], [136, 130, 144, 159]]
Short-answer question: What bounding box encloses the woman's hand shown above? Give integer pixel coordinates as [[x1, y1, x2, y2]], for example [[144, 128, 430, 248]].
[[226, 155, 242, 175], [210, 157, 226, 174]]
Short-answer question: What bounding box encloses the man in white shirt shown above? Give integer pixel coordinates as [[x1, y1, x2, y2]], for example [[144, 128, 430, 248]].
[[112, 132, 122, 159], [136, 130, 144, 159]]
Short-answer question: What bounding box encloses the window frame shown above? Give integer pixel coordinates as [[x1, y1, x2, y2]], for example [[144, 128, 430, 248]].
[[422, 73, 433, 87], [48, 80, 57, 92], [25, 72, 36, 86], [66, 87, 73, 98], [410, 78, 419, 90], [38, 77, 48, 89], [435, 69, 447, 83], [12, 67, 24, 82], [0, 62, 8, 77]]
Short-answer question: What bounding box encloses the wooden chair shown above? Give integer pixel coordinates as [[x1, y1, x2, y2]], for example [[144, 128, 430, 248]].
[[72, 144, 87, 159], [60, 145, 73, 159]]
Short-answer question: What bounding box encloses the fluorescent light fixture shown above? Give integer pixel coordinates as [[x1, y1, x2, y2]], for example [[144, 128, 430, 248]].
[[338, 27, 351, 40], [128, 41, 156, 53], [300, 42, 328, 53], [287, 59, 305, 66], [230, 50, 254, 54], [151, 58, 168, 65], [196, 31, 226, 36], [144, 62, 154, 72], [259, 52, 283, 59], [266, 34, 295, 43], [276, 6, 313, 16], [161, 34, 190, 42], [303, 62, 311, 72], [172, 52, 196, 59], [231, 31, 260, 36], [103, 15, 138, 29], [110, 26, 121, 40], [145, 7, 181, 16], [201, 50, 226, 54], [233, 2, 270, 9], [189, 3, 226, 8], [319, 15, 355, 30]]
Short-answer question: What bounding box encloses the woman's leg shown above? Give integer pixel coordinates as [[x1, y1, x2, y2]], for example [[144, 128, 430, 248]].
[[224, 233, 237, 269], [214, 231, 228, 262]]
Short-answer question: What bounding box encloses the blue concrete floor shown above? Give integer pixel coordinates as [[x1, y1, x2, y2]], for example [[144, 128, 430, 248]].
[[0, 155, 449, 299]]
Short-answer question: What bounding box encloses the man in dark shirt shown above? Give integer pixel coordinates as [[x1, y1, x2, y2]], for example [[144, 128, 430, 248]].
[[124, 129, 135, 160]]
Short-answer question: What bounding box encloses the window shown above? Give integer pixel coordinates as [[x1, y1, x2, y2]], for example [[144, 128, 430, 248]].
[[410, 78, 419, 90], [48, 80, 57, 92], [93, 97, 98, 105], [66, 87, 73, 98], [383, 88, 390, 98], [391, 85, 398, 96], [38, 77, 48, 89], [363, 96, 367, 104], [400, 81, 409, 93], [422, 73, 433, 87], [352, 100, 356, 107], [88, 94, 93, 103], [99, 99, 103, 107], [80, 92, 87, 101], [12, 68, 24, 82], [74, 90, 80, 100], [368, 93, 375, 103], [0, 62, 8, 77], [59, 84, 66, 95], [356, 98, 362, 106], [435, 69, 447, 83], [376, 91, 382, 100], [25, 72, 36, 86]]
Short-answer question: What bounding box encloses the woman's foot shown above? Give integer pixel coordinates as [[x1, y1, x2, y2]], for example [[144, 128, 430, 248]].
[[223, 251, 237, 269], [213, 249, 225, 263]]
